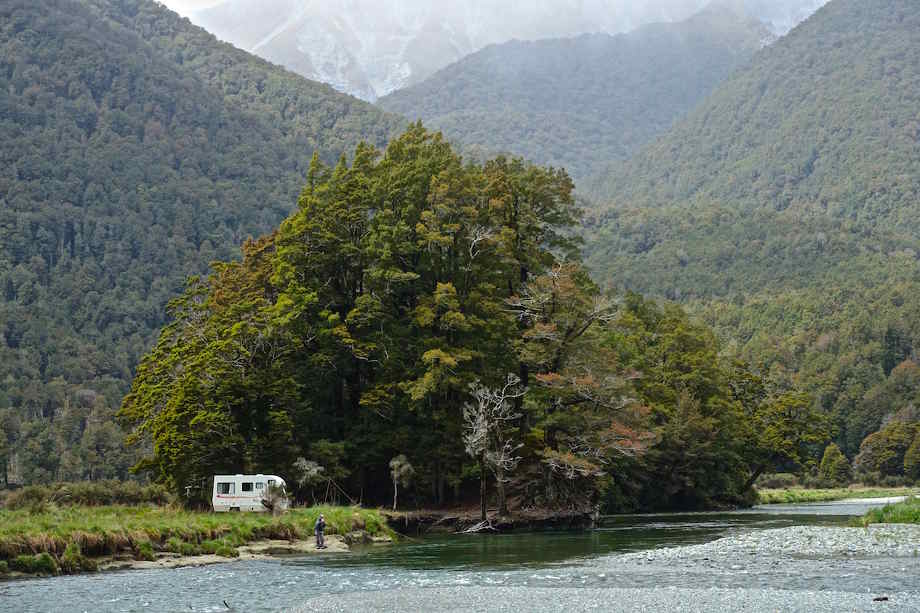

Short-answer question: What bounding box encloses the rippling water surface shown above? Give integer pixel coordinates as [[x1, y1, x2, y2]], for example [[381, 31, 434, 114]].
[[1, 500, 911, 613]]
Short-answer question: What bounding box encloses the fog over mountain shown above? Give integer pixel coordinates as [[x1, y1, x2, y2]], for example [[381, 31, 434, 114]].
[[182, 0, 830, 101]]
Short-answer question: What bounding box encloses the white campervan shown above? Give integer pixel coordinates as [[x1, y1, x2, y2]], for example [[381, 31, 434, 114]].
[[211, 474, 288, 512]]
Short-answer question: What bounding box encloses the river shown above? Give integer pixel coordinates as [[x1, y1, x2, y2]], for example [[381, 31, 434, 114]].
[[3, 499, 918, 612]]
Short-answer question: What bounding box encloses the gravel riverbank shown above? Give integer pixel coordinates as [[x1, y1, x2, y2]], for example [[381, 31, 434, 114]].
[[297, 586, 919, 612], [298, 524, 920, 612], [616, 523, 920, 561]]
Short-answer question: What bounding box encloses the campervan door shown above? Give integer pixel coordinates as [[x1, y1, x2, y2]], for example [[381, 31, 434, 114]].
[[212, 474, 286, 512]]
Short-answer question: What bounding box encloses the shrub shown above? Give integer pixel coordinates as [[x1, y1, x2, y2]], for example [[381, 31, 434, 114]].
[[860, 471, 884, 486], [10, 553, 59, 576], [4, 481, 173, 510], [818, 444, 852, 486], [882, 475, 906, 488], [0, 560, 8, 574], [755, 473, 799, 489], [134, 541, 156, 562], [60, 543, 97, 574], [215, 545, 239, 558]]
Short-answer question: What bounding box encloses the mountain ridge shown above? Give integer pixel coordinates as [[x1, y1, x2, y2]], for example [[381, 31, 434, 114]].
[[378, 3, 772, 181]]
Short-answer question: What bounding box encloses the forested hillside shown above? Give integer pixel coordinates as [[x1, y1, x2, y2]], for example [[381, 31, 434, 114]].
[[584, 0, 920, 463], [0, 0, 403, 485], [378, 3, 771, 181]]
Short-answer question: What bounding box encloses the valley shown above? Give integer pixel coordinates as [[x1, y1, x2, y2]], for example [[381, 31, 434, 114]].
[[1, 1, 919, 609]]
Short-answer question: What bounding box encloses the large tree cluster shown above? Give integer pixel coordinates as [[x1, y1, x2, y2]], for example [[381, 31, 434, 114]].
[[120, 127, 825, 512]]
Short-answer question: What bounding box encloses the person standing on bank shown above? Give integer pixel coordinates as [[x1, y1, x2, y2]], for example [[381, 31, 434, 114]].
[[315, 513, 326, 549]]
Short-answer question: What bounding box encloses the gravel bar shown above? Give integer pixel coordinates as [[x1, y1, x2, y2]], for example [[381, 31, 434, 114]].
[[616, 524, 920, 561], [296, 586, 918, 612]]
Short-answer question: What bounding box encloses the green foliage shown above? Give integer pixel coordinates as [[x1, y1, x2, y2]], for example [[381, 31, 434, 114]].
[[2, 480, 172, 509], [759, 487, 917, 505], [756, 473, 799, 489], [855, 420, 919, 478], [600, 295, 822, 511], [134, 541, 155, 562], [60, 543, 97, 574], [380, 4, 768, 181], [0, 0, 403, 485], [905, 435, 920, 482], [584, 0, 920, 463], [860, 496, 920, 526], [10, 553, 59, 576], [818, 443, 852, 486]]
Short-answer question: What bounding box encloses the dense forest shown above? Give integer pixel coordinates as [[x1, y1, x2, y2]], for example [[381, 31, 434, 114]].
[[379, 3, 771, 181], [0, 0, 403, 485], [120, 125, 826, 513], [584, 0, 920, 471]]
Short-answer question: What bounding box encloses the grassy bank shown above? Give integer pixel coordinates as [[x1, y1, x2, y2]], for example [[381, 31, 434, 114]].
[[859, 496, 920, 526], [0, 505, 391, 577], [757, 486, 918, 505]]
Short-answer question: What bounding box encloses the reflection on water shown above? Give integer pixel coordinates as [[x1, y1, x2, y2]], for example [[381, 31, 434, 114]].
[[2, 501, 909, 613]]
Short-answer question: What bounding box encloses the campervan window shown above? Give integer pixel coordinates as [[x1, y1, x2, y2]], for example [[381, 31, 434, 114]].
[[242, 482, 253, 492], [256, 482, 264, 490], [217, 482, 234, 495], [268, 479, 275, 487]]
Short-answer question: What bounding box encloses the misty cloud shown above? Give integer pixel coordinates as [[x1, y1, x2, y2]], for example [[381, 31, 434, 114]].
[[187, 0, 830, 100]]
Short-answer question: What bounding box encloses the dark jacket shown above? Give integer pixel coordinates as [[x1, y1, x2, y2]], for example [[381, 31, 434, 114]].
[[314, 518, 326, 534]]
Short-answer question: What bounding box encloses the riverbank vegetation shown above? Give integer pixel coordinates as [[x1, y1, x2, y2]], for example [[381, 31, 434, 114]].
[[757, 487, 918, 505], [0, 504, 390, 577], [859, 496, 920, 526], [119, 125, 828, 517], [0, 481, 173, 510]]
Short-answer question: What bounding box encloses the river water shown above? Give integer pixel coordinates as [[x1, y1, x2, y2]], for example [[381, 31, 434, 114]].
[[2, 499, 915, 612]]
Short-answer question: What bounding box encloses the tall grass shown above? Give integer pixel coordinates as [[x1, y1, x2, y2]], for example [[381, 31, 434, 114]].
[[1, 481, 173, 509], [859, 496, 920, 526], [757, 487, 918, 505], [0, 504, 391, 576]]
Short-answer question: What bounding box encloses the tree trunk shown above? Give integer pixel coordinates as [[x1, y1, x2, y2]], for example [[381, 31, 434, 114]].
[[497, 472, 508, 516], [480, 457, 487, 522], [743, 463, 768, 493], [392, 479, 398, 511]]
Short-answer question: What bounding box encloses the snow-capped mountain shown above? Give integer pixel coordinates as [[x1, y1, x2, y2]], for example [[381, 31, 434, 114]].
[[190, 0, 830, 101]]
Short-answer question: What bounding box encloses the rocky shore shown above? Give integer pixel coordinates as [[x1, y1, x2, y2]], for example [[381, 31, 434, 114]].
[[97, 531, 394, 573], [618, 523, 920, 562]]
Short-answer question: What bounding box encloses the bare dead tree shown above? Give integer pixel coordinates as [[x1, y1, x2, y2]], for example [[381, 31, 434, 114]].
[[463, 374, 526, 520]]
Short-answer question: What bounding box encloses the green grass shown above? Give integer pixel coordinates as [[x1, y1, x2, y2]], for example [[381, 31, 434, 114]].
[[757, 487, 918, 505], [858, 496, 920, 526], [0, 504, 392, 576]]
